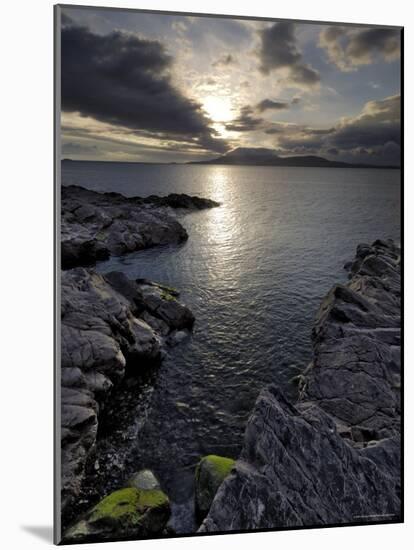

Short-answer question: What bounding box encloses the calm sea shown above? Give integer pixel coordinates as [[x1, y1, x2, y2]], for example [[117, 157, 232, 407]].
[[62, 161, 401, 530]]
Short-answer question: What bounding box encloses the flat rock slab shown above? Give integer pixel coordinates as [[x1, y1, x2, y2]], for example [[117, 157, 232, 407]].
[[61, 185, 219, 269]]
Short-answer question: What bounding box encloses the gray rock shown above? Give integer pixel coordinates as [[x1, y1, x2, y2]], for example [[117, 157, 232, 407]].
[[61, 186, 219, 269], [195, 455, 235, 521], [126, 469, 161, 491], [200, 387, 400, 532], [200, 240, 401, 532], [61, 268, 194, 515], [304, 239, 401, 441]]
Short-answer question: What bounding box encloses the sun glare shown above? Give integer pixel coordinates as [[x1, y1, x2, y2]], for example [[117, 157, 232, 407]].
[[202, 96, 233, 123], [202, 96, 234, 137]]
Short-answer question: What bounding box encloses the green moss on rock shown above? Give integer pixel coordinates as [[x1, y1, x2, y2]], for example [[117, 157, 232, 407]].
[[160, 284, 179, 296], [89, 488, 142, 524], [195, 455, 235, 522], [64, 485, 170, 543], [160, 290, 176, 302], [200, 455, 235, 479]]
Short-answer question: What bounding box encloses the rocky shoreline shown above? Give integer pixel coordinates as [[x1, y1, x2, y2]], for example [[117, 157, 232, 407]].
[[200, 239, 401, 532], [61, 185, 219, 269], [60, 186, 219, 540], [60, 185, 401, 541]]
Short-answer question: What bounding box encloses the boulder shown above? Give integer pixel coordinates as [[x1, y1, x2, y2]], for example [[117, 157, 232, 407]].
[[64, 485, 170, 542], [126, 469, 161, 491], [195, 455, 235, 521]]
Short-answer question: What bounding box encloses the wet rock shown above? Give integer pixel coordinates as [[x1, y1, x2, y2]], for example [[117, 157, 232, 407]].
[[61, 268, 194, 516], [195, 455, 235, 521], [200, 240, 401, 532], [63, 486, 170, 543], [61, 185, 219, 269], [167, 329, 191, 347], [126, 469, 161, 491], [138, 282, 195, 331], [143, 193, 220, 210]]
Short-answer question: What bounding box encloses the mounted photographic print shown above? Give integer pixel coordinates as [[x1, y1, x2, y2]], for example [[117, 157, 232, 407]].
[[54, 4, 403, 544]]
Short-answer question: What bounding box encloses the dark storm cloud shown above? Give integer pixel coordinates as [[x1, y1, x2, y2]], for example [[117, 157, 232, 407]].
[[258, 22, 320, 86], [348, 28, 400, 62], [256, 99, 289, 112], [61, 17, 228, 153], [275, 95, 400, 165], [226, 97, 295, 131], [329, 95, 400, 150], [319, 26, 400, 71], [225, 106, 264, 132]]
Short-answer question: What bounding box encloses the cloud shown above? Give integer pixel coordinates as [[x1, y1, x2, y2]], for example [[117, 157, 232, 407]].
[[273, 94, 401, 165], [329, 94, 400, 150], [319, 26, 400, 71], [212, 53, 237, 67], [61, 114, 224, 162], [256, 99, 289, 112], [225, 106, 264, 132], [62, 141, 98, 156], [221, 92, 400, 164], [61, 16, 228, 153], [226, 96, 298, 131], [258, 22, 320, 87]]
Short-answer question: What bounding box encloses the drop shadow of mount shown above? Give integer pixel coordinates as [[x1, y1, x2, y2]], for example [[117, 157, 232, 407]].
[[21, 525, 53, 543]]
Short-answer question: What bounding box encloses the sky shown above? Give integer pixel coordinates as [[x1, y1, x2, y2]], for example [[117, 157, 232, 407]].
[[60, 6, 401, 165]]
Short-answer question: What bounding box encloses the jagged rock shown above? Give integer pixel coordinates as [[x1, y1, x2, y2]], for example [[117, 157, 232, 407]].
[[63, 484, 170, 542], [61, 186, 219, 269], [200, 240, 401, 532], [304, 239, 401, 441], [200, 387, 400, 532], [195, 455, 235, 521], [61, 268, 194, 516]]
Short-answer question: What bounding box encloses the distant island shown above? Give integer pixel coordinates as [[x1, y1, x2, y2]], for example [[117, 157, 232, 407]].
[[61, 148, 400, 169], [187, 147, 400, 169]]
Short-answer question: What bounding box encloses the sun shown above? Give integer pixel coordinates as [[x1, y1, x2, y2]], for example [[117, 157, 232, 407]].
[[202, 96, 233, 124], [202, 95, 234, 137]]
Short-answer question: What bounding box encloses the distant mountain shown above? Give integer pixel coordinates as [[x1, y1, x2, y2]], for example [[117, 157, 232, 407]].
[[188, 147, 399, 169]]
